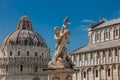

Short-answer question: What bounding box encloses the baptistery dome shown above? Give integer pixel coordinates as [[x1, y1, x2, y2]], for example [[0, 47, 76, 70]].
[[2, 15, 47, 50], [0, 15, 50, 80]]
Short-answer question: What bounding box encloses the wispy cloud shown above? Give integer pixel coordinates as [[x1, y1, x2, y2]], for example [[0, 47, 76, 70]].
[[102, 18, 108, 21], [118, 11, 120, 15], [81, 19, 94, 23], [67, 22, 72, 25], [76, 25, 88, 31]]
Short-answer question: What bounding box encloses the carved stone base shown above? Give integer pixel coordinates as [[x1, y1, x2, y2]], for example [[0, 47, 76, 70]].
[[43, 68, 76, 80]]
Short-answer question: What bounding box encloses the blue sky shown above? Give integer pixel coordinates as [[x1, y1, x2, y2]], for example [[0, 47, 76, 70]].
[[0, 0, 120, 55]]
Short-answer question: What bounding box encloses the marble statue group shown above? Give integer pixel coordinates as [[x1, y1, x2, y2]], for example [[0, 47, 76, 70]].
[[48, 17, 74, 68]]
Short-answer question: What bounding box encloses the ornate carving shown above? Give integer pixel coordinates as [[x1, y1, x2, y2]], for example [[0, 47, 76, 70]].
[[48, 17, 74, 68]]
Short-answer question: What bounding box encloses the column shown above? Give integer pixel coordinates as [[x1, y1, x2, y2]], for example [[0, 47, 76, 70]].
[[117, 48, 119, 63], [110, 65, 113, 80], [91, 67, 94, 80], [98, 66, 101, 80], [86, 68, 89, 80], [104, 66, 107, 80]]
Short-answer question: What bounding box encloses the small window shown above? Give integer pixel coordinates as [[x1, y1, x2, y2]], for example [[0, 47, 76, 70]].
[[96, 32, 100, 41], [115, 29, 118, 36], [84, 71, 86, 78], [42, 52, 43, 56], [27, 51, 29, 56], [35, 66, 38, 72], [85, 53, 87, 60], [96, 69, 98, 77], [4, 52, 5, 56], [6, 65, 8, 72], [20, 65, 23, 72], [79, 54, 81, 61], [74, 55, 76, 62], [91, 53, 93, 59], [35, 52, 37, 56], [10, 51, 12, 56], [97, 51, 99, 58], [115, 48, 117, 56], [103, 51, 105, 58], [109, 49, 111, 57], [105, 30, 109, 39], [108, 68, 110, 76], [18, 51, 20, 56]]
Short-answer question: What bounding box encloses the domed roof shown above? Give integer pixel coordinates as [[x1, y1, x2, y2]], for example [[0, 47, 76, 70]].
[[2, 15, 47, 50]]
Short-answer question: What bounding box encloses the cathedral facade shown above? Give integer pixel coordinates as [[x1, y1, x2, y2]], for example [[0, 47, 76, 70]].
[[0, 15, 50, 80], [71, 17, 120, 80]]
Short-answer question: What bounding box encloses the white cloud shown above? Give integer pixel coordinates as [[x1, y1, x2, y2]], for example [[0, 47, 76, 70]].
[[102, 18, 108, 21], [76, 25, 88, 31], [118, 11, 120, 15], [81, 19, 94, 23], [67, 22, 72, 25]]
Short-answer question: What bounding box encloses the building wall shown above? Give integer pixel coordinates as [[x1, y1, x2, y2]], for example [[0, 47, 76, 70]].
[[72, 47, 120, 80], [0, 46, 50, 80], [88, 24, 120, 44]]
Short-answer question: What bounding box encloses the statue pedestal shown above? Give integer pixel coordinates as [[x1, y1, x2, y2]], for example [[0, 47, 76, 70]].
[[43, 68, 76, 80]]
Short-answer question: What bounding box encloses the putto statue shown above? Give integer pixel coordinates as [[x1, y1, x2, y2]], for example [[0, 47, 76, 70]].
[[48, 17, 74, 68]]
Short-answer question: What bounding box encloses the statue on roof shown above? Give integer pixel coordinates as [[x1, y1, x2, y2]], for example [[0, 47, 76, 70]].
[[48, 16, 74, 68]]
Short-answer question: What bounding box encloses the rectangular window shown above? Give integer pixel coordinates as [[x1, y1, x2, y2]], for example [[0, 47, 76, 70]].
[[97, 51, 99, 58], [74, 55, 76, 62], [85, 53, 87, 60], [103, 51, 105, 58], [109, 49, 111, 57], [91, 53, 93, 59], [115, 48, 117, 56], [79, 54, 81, 61]]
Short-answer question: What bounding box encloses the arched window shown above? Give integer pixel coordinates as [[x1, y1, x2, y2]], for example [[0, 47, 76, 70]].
[[105, 30, 109, 39], [97, 51, 99, 58], [79, 54, 81, 61], [109, 49, 111, 57], [18, 51, 20, 56], [84, 71, 86, 78], [85, 53, 87, 60], [4, 52, 5, 56], [115, 28, 118, 36], [74, 55, 76, 62], [103, 51, 105, 58], [42, 52, 43, 56], [10, 51, 12, 56], [35, 52, 37, 56], [20, 65, 23, 72], [115, 48, 117, 56], [96, 69, 98, 77], [35, 66, 38, 72], [96, 32, 100, 41], [27, 51, 29, 56], [6, 65, 8, 72], [108, 68, 110, 76], [91, 53, 93, 59]]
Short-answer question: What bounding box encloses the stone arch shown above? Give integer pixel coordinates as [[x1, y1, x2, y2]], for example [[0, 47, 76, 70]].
[[81, 68, 87, 79], [52, 77, 60, 80], [118, 65, 120, 80], [32, 77, 40, 80], [93, 66, 100, 78], [66, 75, 72, 80]]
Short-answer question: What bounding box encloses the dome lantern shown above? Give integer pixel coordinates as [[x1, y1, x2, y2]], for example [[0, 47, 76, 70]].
[[16, 15, 33, 31]]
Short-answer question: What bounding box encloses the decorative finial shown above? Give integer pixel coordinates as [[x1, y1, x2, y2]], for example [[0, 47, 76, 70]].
[[63, 16, 69, 25], [24, 11, 27, 15], [100, 15, 103, 22]]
